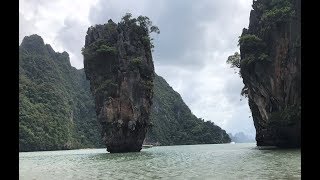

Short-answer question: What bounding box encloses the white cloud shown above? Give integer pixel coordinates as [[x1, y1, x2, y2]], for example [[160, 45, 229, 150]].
[[19, 0, 256, 136]]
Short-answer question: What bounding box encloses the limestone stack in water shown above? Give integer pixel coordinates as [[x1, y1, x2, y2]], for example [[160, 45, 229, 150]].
[[239, 0, 301, 147], [83, 17, 155, 153]]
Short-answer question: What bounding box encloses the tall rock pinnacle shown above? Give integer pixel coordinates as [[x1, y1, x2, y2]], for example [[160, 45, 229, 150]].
[[83, 14, 157, 152], [239, 0, 301, 147]]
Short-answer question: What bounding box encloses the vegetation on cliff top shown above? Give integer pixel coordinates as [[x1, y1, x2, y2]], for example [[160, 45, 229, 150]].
[[234, 0, 296, 70], [121, 13, 160, 50], [82, 13, 159, 59], [227, 0, 297, 97]]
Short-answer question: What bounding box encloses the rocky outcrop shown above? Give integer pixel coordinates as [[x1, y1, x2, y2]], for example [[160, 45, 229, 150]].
[[83, 17, 155, 152], [239, 0, 301, 147]]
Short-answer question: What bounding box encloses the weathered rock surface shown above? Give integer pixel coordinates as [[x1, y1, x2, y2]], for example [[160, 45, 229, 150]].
[[83, 18, 155, 152], [240, 0, 301, 147]]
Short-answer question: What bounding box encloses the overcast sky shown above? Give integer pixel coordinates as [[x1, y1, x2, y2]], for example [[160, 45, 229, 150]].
[[19, 0, 255, 137]]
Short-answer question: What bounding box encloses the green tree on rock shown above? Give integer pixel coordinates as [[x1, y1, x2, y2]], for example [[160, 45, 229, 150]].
[[226, 52, 241, 69]]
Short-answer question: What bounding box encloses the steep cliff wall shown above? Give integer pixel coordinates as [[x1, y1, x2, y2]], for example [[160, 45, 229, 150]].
[[239, 0, 301, 147], [83, 16, 155, 152]]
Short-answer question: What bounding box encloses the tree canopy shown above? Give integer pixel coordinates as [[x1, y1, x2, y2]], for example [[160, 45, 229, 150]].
[[226, 52, 241, 69]]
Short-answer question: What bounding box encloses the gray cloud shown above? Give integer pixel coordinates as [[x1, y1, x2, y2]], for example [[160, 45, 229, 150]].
[[54, 18, 89, 68], [19, 12, 36, 43], [19, 0, 95, 68], [88, 0, 252, 69]]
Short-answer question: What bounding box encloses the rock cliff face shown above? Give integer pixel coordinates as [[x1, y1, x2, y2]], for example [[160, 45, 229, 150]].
[[239, 0, 300, 147], [83, 17, 155, 152]]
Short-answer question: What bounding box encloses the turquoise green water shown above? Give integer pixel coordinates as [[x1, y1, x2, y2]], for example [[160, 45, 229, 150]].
[[19, 143, 300, 180]]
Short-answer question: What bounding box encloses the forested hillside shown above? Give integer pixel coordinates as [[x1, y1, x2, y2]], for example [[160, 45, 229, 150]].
[[19, 35, 103, 151]]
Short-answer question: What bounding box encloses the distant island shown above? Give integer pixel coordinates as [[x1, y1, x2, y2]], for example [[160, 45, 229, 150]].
[[228, 132, 255, 143]]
